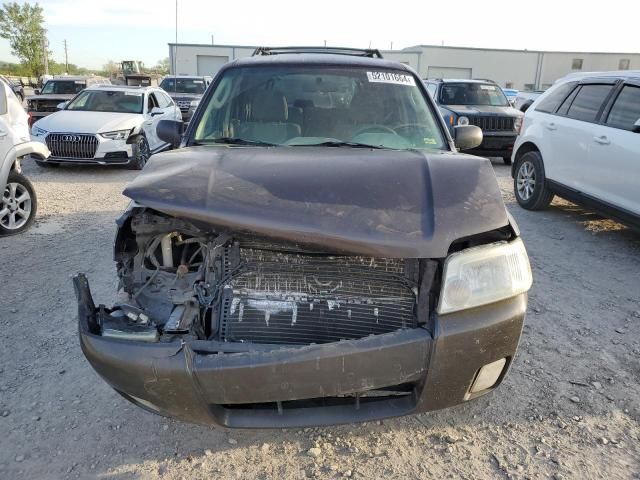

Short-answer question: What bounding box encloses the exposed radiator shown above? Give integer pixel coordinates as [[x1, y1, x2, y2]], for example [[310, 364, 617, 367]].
[[219, 244, 418, 345]]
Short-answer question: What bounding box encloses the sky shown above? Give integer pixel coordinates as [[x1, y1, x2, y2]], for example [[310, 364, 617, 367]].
[[0, 0, 638, 70]]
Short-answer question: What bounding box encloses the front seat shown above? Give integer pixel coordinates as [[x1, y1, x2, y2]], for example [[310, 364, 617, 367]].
[[236, 91, 301, 144]]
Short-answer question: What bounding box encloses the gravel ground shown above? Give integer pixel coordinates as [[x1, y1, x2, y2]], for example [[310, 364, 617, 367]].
[[1, 159, 639, 480]]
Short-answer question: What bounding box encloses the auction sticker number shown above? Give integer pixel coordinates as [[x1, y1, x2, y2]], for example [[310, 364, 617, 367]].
[[367, 71, 416, 86]]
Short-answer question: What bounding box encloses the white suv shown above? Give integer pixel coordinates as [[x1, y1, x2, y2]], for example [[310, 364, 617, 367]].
[[30, 85, 182, 170], [511, 71, 640, 227]]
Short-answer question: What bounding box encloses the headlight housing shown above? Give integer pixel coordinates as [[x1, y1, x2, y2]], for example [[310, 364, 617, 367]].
[[32, 125, 47, 136], [457, 116, 470, 126], [513, 116, 523, 133], [438, 238, 532, 315], [99, 129, 130, 140], [189, 100, 200, 108]]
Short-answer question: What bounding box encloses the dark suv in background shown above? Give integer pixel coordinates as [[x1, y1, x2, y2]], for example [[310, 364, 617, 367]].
[[159, 75, 212, 122], [425, 79, 523, 164], [26, 75, 110, 125]]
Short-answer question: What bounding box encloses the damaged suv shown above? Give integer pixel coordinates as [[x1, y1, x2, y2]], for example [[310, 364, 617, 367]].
[[74, 47, 532, 428]]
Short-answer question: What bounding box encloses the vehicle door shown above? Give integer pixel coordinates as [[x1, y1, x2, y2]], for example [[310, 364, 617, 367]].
[[584, 81, 640, 214], [142, 92, 162, 150], [540, 81, 616, 191]]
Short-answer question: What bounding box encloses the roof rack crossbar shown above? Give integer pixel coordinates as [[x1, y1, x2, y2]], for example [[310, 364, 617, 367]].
[[252, 46, 383, 59]]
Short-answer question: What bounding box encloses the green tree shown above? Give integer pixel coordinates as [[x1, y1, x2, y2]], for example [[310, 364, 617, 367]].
[[154, 57, 170, 75], [0, 2, 46, 76]]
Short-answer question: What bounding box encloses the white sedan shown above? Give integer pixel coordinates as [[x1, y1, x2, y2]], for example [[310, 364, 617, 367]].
[[30, 85, 182, 169]]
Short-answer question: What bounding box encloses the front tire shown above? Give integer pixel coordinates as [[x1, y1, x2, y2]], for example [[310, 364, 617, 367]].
[[513, 151, 554, 210], [127, 136, 150, 170], [0, 171, 37, 235]]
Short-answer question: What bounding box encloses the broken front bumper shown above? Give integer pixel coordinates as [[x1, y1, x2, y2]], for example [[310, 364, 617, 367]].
[[74, 274, 526, 428]]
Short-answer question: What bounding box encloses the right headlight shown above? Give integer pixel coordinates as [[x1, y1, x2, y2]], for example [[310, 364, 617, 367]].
[[437, 238, 532, 315], [457, 116, 470, 126], [32, 125, 48, 137]]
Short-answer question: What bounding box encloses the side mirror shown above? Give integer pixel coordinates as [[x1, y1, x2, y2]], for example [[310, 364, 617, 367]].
[[56, 101, 68, 110], [633, 119, 640, 133], [34, 89, 40, 95], [157, 119, 183, 147], [150, 107, 164, 117], [454, 125, 483, 151]]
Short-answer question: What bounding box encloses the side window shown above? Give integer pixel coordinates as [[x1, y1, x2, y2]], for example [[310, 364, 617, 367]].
[[147, 93, 159, 112], [535, 82, 578, 114], [426, 83, 437, 99], [156, 91, 172, 108], [606, 85, 640, 131], [565, 84, 614, 123]]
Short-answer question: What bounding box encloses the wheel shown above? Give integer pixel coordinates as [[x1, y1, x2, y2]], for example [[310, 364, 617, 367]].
[[127, 136, 150, 170], [513, 151, 554, 210], [502, 157, 512, 165], [0, 171, 37, 235], [35, 159, 59, 168]]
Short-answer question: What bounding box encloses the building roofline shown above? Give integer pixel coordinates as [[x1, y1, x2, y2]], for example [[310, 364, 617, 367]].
[[168, 42, 640, 57], [402, 44, 640, 56]]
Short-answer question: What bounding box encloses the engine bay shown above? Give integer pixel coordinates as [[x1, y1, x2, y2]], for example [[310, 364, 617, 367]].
[[99, 209, 435, 346]]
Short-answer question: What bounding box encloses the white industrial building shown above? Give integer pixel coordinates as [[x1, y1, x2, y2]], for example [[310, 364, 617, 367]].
[[168, 43, 640, 90]]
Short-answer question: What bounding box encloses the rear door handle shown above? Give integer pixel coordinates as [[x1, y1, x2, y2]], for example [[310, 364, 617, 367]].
[[593, 135, 610, 145], [545, 122, 557, 131]]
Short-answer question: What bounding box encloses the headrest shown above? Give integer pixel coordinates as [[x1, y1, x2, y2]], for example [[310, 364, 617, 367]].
[[252, 91, 288, 122]]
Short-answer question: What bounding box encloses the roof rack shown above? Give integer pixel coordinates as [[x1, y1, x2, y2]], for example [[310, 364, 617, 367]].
[[252, 46, 383, 59]]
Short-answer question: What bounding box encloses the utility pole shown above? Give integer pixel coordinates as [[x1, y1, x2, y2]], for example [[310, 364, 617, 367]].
[[42, 34, 49, 75], [211, 34, 214, 45], [64, 39, 68, 73]]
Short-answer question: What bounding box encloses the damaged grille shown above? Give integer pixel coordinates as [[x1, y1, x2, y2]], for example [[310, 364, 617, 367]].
[[219, 245, 418, 345]]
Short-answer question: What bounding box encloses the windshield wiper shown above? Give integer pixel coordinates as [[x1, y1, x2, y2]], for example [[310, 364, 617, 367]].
[[290, 140, 388, 149], [209, 137, 278, 147]]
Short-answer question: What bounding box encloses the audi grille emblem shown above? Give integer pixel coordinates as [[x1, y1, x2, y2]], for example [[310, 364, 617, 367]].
[[61, 135, 81, 142]]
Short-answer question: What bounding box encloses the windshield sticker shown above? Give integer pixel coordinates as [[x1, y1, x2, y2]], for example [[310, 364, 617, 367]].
[[480, 85, 496, 90], [423, 137, 437, 145], [124, 92, 143, 96], [366, 71, 416, 86]]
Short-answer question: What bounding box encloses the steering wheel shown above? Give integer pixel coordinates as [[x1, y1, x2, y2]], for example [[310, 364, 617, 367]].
[[351, 125, 397, 137]]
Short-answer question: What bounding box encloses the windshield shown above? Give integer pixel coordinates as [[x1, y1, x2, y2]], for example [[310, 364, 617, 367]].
[[160, 77, 206, 94], [41, 80, 86, 95], [440, 83, 510, 106], [193, 66, 447, 150], [66, 90, 143, 114]]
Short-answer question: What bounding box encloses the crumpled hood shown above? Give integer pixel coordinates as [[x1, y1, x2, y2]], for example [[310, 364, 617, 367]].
[[444, 105, 522, 116], [123, 146, 509, 258], [34, 111, 142, 134]]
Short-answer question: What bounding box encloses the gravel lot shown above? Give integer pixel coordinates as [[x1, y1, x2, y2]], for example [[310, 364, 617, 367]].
[[1, 159, 639, 480]]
